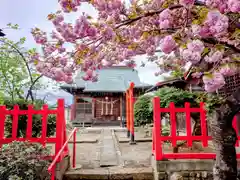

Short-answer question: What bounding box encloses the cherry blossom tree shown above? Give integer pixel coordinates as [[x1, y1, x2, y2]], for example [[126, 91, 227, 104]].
[[31, 0, 240, 179]]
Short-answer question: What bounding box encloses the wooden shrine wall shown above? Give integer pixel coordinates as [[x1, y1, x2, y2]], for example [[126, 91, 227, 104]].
[[94, 96, 121, 121]]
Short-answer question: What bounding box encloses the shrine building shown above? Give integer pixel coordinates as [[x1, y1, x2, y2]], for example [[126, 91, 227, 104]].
[[61, 65, 152, 127]]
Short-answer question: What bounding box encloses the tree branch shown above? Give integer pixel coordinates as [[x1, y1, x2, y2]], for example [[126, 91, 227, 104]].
[[115, 4, 183, 29], [202, 38, 240, 53], [25, 74, 43, 101]]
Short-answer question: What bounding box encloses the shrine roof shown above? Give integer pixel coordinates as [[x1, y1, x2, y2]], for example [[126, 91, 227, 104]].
[[61, 66, 152, 93]]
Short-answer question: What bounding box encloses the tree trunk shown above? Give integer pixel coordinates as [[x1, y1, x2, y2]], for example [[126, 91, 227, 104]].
[[209, 89, 240, 180]]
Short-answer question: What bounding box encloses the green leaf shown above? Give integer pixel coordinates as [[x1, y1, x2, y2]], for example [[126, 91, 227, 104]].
[[192, 19, 200, 25], [231, 28, 240, 39], [32, 73, 40, 77], [19, 37, 26, 44], [202, 47, 210, 56], [215, 44, 225, 51], [6, 23, 12, 27]]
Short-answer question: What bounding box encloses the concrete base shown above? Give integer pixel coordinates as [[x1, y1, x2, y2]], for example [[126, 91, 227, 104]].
[[55, 156, 70, 180], [63, 167, 153, 180], [152, 156, 215, 180]]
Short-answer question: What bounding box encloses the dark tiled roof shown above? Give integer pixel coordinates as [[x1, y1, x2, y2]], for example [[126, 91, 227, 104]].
[[61, 66, 151, 92]]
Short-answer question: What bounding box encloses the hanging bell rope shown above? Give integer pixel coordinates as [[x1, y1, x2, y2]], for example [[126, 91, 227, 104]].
[[105, 98, 108, 115], [101, 99, 104, 115], [110, 97, 113, 115]]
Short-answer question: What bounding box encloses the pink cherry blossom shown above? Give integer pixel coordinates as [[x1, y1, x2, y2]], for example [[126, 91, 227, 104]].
[[187, 40, 205, 53], [160, 35, 177, 54], [179, 0, 195, 7], [203, 72, 225, 92]]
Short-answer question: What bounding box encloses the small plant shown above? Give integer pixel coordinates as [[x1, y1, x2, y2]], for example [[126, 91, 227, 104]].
[[0, 141, 51, 180]]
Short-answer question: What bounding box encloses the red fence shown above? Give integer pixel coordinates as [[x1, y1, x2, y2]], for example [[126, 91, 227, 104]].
[[152, 96, 240, 161], [0, 99, 77, 180]]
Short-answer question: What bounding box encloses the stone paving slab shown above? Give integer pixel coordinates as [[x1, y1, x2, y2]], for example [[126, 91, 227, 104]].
[[66, 131, 100, 143], [99, 129, 118, 167], [64, 167, 153, 180]]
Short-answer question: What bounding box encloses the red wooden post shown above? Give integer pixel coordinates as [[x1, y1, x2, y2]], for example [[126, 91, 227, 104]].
[[12, 105, 19, 139], [41, 104, 48, 147], [129, 82, 136, 144], [26, 105, 34, 139], [153, 97, 163, 160], [169, 102, 177, 147], [152, 127, 155, 155], [233, 116, 239, 146], [55, 99, 65, 161], [70, 104, 73, 121], [0, 106, 6, 148], [200, 102, 208, 147], [51, 166, 55, 180], [185, 102, 192, 147], [73, 129, 77, 168], [126, 90, 130, 138], [63, 120, 69, 156]]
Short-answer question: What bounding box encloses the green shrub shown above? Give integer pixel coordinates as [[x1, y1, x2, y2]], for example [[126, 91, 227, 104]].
[[147, 87, 199, 118], [0, 141, 51, 180], [3, 98, 56, 138], [153, 87, 198, 108], [134, 94, 153, 126]]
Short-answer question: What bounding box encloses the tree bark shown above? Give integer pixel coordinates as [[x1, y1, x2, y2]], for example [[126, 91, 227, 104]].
[[210, 89, 240, 180]]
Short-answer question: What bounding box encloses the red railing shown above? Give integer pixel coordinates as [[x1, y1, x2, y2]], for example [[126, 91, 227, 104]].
[[152, 96, 240, 161], [0, 99, 77, 179], [48, 127, 77, 180]]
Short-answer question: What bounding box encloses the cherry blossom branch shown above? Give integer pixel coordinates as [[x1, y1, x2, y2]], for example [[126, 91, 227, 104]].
[[202, 38, 240, 53], [115, 4, 183, 29]]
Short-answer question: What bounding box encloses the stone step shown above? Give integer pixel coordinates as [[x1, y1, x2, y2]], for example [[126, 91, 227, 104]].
[[63, 167, 154, 180], [99, 129, 118, 167]]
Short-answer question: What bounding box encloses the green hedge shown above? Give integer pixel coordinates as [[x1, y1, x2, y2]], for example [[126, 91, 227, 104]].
[[133, 87, 225, 127], [3, 98, 56, 138], [134, 87, 198, 126]]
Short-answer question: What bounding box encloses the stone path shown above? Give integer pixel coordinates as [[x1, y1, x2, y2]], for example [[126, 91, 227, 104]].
[[99, 129, 118, 167], [63, 127, 154, 179]]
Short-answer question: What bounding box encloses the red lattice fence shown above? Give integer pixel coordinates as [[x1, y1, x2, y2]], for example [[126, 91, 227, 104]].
[[0, 99, 77, 180], [152, 96, 240, 161]]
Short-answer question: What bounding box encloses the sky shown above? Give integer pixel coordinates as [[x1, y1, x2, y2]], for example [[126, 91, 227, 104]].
[[0, 0, 163, 103]]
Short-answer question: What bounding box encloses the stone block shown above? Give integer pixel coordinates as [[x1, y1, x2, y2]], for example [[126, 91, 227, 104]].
[[181, 171, 189, 177], [201, 171, 208, 178], [155, 159, 214, 172], [158, 172, 167, 179], [56, 156, 70, 180], [165, 162, 183, 172], [64, 168, 109, 180], [195, 160, 214, 171], [170, 172, 183, 180], [108, 167, 153, 180]]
